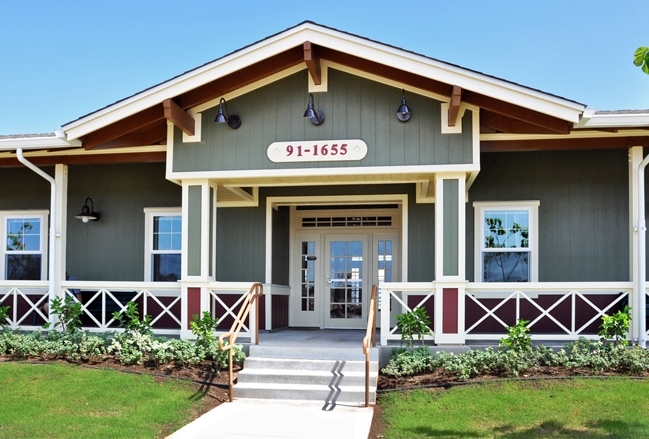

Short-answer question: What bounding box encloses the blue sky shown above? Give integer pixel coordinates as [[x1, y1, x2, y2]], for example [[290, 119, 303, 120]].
[[0, 0, 647, 135]]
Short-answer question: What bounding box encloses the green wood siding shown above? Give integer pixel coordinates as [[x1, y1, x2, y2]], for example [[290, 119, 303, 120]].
[[187, 186, 202, 276], [467, 150, 629, 282], [272, 206, 290, 285], [215, 184, 435, 282], [67, 163, 181, 281], [443, 179, 459, 276], [173, 69, 474, 173], [0, 167, 52, 210]]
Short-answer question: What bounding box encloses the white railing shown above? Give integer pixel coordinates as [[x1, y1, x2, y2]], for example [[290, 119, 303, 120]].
[[0, 281, 182, 335], [208, 282, 261, 343], [379, 282, 436, 346], [70, 281, 181, 335], [466, 282, 633, 341], [378, 281, 634, 345], [0, 280, 49, 330]]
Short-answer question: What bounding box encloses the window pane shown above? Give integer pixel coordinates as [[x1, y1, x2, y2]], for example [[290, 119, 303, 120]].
[[153, 215, 181, 251], [153, 254, 181, 281], [482, 251, 529, 282], [6, 255, 41, 280], [483, 210, 529, 249], [6, 218, 41, 251]]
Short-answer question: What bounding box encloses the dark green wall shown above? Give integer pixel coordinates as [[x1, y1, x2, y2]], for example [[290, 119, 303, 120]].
[[173, 69, 474, 172], [67, 163, 181, 281], [0, 167, 52, 210], [215, 184, 435, 282], [272, 206, 290, 285], [467, 150, 629, 282]]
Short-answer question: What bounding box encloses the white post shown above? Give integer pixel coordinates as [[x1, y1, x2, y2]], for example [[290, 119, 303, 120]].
[[637, 150, 649, 348]]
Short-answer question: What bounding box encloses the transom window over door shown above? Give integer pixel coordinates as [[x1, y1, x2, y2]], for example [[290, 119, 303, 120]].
[[3, 213, 47, 280], [474, 201, 539, 282], [144, 208, 181, 281]]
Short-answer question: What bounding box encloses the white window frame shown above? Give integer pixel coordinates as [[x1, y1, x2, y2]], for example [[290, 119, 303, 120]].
[[1, 210, 48, 280], [144, 208, 181, 282], [473, 201, 539, 283]]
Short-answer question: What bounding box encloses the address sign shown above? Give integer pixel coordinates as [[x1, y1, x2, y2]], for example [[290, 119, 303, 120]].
[[267, 139, 367, 163]]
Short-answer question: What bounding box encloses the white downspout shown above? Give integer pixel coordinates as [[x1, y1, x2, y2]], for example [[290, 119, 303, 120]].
[[16, 148, 58, 326], [638, 153, 649, 348]]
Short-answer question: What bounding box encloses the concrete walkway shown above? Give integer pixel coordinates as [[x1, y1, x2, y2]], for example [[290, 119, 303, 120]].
[[167, 398, 374, 439]]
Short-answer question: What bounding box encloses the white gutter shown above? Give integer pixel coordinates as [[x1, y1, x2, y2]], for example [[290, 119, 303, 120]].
[[16, 147, 58, 326], [638, 153, 649, 348]]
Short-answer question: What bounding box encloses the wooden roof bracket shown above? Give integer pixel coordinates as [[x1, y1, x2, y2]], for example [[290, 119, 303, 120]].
[[304, 41, 321, 86], [163, 98, 195, 136], [448, 86, 462, 127]]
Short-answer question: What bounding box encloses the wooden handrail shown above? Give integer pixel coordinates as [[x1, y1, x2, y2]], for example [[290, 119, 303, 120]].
[[218, 282, 264, 402], [362, 284, 378, 407]]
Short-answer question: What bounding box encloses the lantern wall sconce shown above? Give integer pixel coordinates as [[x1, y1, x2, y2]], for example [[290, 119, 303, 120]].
[[396, 89, 412, 122], [303, 93, 325, 125], [214, 97, 242, 129], [75, 198, 100, 223]]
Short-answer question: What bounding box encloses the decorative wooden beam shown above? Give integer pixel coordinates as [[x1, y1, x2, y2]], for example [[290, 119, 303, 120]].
[[480, 110, 558, 134], [163, 99, 194, 136], [448, 86, 462, 127], [481, 135, 649, 152], [303, 41, 321, 85]]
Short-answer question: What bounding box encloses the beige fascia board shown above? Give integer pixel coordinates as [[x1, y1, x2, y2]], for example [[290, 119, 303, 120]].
[[0, 135, 81, 151], [481, 129, 649, 142], [63, 23, 585, 141], [578, 112, 649, 129]]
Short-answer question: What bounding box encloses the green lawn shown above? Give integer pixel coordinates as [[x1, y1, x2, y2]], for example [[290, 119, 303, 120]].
[[380, 378, 649, 438], [0, 362, 206, 439]]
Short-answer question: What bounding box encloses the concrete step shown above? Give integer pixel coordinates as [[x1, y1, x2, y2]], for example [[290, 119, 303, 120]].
[[243, 357, 379, 373], [237, 367, 377, 386], [249, 345, 379, 361], [233, 382, 376, 404]]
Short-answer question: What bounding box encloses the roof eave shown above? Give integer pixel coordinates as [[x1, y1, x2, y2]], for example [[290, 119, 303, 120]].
[[62, 22, 586, 141]]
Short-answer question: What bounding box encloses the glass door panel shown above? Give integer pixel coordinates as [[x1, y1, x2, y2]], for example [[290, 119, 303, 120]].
[[291, 235, 321, 327], [325, 234, 368, 328]]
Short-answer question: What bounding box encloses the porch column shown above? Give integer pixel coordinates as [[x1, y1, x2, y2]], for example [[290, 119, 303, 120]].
[[434, 173, 467, 344], [629, 147, 642, 342], [54, 165, 68, 287], [179, 179, 217, 339]]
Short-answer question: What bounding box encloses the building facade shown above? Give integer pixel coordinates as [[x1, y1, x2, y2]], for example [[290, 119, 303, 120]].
[[1, 22, 648, 345]]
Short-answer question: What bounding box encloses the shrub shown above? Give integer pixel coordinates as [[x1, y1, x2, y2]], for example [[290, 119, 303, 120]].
[[112, 301, 153, 335], [45, 296, 83, 333], [499, 319, 531, 352], [599, 306, 631, 346], [396, 307, 432, 348], [190, 311, 220, 348], [0, 305, 9, 330]]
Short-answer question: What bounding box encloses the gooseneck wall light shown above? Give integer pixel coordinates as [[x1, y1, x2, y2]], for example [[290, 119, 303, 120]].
[[214, 98, 242, 129], [396, 89, 412, 122], [75, 198, 100, 223], [303, 93, 325, 125]]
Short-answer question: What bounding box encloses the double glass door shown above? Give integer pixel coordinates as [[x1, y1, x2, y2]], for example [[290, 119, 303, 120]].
[[292, 232, 397, 328]]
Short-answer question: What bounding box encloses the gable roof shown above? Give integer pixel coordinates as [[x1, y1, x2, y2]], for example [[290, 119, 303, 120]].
[[61, 21, 587, 150]]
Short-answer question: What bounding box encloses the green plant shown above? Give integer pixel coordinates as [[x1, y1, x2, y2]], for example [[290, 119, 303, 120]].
[[112, 301, 153, 335], [634, 46, 649, 74], [396, 307, 432, 348], [599, 305, 631, 346], [0, 304, 9, 330], [500, 319, 532, 352], [190, 311, 219, 347], [45, 296, 82, 333]]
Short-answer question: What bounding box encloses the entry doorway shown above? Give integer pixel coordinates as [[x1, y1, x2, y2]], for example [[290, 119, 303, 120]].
[[289, 207, 400, 329]]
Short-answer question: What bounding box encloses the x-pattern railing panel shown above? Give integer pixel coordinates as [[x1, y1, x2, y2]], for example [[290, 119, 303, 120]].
[[466, 283, 632, 340], [0, 284, 49, 329], [208, 288, 251, 335], [379, 282, 436, 346]]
